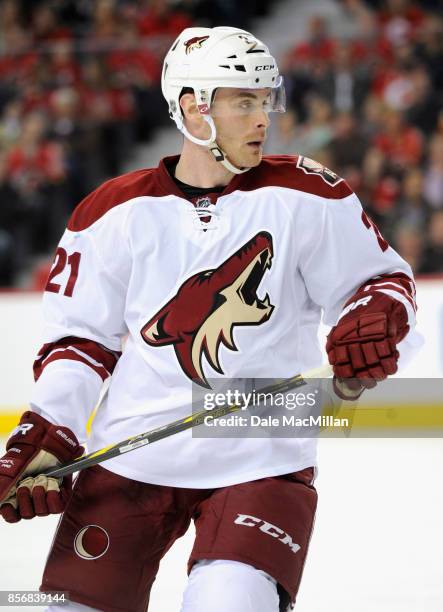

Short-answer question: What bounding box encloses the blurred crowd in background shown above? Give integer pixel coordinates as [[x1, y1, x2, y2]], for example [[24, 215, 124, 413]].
[[269, 0, 443, 279], [0, 0, 442, 287]]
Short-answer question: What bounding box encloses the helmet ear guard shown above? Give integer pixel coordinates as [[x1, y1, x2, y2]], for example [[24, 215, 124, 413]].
[[162, 26, 285, 174]]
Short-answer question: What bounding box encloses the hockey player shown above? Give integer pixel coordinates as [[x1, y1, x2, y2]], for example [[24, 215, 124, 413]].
[[0, 27, 417, 612]]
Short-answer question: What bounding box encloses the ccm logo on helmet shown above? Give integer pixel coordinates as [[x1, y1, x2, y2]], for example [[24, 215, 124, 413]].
[[255, 65, 275, 71], [234, 514, 301, 554]]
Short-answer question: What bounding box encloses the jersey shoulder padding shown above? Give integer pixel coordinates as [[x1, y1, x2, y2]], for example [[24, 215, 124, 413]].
[[249, 155, 352, 199], [68, 167, 163, 231]]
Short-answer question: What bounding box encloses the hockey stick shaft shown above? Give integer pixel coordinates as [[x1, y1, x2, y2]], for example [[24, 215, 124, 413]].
[[44, 364, 333, 479]]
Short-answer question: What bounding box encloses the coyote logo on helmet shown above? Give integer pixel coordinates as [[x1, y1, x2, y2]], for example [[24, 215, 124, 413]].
[[184, 36, 209, 55], [140, 232, 274, 387]]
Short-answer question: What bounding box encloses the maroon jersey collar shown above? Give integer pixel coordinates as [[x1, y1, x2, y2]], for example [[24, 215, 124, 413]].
[[156, 155, 250, 201]]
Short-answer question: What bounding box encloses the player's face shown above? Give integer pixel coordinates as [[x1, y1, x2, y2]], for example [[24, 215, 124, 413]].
[[210, 88, 272, 169]]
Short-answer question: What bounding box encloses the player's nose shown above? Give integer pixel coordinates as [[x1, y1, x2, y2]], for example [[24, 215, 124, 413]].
[[254, 109, 270, 129]]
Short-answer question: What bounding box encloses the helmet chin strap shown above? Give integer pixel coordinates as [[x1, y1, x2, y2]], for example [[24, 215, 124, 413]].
[[204, 115, 250, 175], [179, 115, 250, 175], [208, 143, 250, 175]]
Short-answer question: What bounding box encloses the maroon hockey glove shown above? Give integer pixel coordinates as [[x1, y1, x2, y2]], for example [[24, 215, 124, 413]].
[[0, 411, 83, 523], [326, 292, 409, 400]]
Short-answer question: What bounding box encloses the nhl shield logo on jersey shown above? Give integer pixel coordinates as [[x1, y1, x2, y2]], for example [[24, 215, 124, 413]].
[[140, 232, 274, 387], [296, 156, 342, 187], [184, 35, 209, 55], [195, 196, 212, 208]]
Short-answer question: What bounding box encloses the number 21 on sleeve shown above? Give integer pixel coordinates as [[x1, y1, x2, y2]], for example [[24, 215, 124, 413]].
[[45, 247, 81, 297]]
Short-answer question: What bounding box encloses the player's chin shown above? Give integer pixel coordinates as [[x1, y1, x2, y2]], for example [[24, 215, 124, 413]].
[[239, 146, 263, 168]]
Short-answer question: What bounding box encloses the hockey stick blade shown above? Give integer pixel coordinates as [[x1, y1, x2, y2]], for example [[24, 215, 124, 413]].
[[43, 364, 333, 479]]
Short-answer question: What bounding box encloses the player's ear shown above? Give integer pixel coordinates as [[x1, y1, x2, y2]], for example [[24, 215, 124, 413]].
[[180, 93, 200, 123], [180, 93, 210, 139]]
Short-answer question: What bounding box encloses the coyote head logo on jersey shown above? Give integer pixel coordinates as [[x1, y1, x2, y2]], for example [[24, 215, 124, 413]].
[[141, 232, 274, 387], [184, 36, 209, 55]]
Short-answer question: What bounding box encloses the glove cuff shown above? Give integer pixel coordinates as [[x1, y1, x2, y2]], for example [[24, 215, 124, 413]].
[[340, 291, 409, 344]]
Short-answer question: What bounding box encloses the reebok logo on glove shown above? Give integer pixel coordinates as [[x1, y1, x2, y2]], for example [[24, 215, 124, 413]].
[[339, 295, 372, 319], [11, 424, 34, 437]]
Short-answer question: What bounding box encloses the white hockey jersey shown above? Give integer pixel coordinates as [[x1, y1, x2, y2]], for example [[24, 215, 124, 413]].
[[30, 155, 417, 488]]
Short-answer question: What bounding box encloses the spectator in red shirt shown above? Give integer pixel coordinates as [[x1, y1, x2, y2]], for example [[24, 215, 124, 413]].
[[88, 0, 120, 50], [373, 106, 423, 167], [47, 87, 89, 205], [0, 0, 23, 53], [377, 0, 425, 47], [79, 59, 114, 126], [31, 2, 73, 45], [107, 22, 161, 88], [283, 15, 337, 73], [4, 112, 67, 253], [0, 27, 38, 88], [5, 112, 66, 189], [47, 40, 82, 89], [79, 57, 136, 177], [137, 0, 193, 41], [283, 15, 339, 121], [19, 72, 52, 116], [0, 149, 27, 284]]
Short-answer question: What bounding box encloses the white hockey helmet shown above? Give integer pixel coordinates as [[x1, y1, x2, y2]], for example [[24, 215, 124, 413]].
[[161, 26, 285, 174]]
